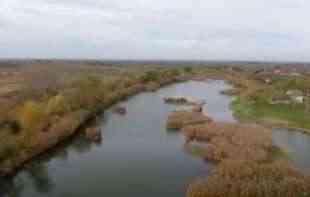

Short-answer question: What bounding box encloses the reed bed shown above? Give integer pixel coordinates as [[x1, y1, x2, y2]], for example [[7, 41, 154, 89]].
[[187, 159, 310, 197], [166, 111, 212, 129], [183, 123, 273, 162]]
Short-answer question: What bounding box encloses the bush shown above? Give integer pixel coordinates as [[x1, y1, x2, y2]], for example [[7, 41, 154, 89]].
[[72, 76, 105, 110], [16, 101, 47, 131], [121, 77, 137, 88], [140, 71, 160, 82], [145, 82, 160, 92], [161, 69, 181, 79], [8, 120, 21, 134], [0, 142, 16, 161], [184, 67, 193, 73], [46, 94, 67, 115]]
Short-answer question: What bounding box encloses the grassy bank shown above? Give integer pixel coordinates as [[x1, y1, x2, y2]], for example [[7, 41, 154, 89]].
[[232, 96, 310, 132]]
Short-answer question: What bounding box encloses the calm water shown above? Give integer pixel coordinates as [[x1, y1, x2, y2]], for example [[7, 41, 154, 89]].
[[273, 128, 310, 173], [1, 80, 310, 197]]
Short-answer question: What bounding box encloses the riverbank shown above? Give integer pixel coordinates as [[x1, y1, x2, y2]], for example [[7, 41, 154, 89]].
[[213, 68, 310, 134], [231, 96, 310, 134], [0, 65, 194, 176]]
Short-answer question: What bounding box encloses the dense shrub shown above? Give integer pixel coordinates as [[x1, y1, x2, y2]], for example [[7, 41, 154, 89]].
[[46, 94, 67, 115], [7, 120, 20, 134], [0, 142, 16, 161], [71, 76, 105, 110], [275, 79, 310, 92], [140, 71, 160, 82], [120, 77, 137, 88], [161, 69, 181, 79], [184, 67, 193, 73], [16, 101, 47, 131], [145, 82, 160, 92]]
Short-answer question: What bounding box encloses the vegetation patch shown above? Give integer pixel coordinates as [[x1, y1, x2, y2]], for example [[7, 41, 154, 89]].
[[187, 159, 310, 197], [166, 111, 212, 129], [183, 122, 273, 162], [231, 96, 310, 132]]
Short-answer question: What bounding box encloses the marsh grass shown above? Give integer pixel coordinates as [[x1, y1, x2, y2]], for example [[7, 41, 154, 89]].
[[166, 111, 212, 129], [183, 123, 273, 162], [187, 160, 310, 197], [180, 98, 310, 197]]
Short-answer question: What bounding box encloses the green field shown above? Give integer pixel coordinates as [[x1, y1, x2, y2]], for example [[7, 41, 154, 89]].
[[231, 96, 310, 132]]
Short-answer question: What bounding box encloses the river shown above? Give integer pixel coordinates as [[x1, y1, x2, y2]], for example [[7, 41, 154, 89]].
[[0, 80, 309, 197]]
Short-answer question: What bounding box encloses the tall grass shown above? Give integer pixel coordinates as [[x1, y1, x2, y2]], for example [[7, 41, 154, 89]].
[[187, 160, 310, 197], [166, 111, 212, 129], [183, 123, 273, 162]]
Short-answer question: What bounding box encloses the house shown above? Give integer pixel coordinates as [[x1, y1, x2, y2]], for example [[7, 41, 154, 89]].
[[286, 89, 303, 97], [273, 69, 282, 75], [270, 95, 291, 105], [293, 96, 304, 104], [286, 90, 304, 104], [272, 65, 306, 78], [273, 68, 292, 76], [269, 89, 305, 104], [264, 78, 272, 84]]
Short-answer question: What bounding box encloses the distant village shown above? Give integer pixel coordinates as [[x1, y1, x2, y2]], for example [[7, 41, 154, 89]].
[[252, 65, 310, 105]]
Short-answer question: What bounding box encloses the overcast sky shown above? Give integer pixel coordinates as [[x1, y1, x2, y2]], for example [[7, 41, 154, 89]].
[[0, 0, 310, 61]]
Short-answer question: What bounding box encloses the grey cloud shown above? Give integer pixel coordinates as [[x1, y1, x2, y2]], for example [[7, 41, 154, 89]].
[[0, 0, 310, 61]]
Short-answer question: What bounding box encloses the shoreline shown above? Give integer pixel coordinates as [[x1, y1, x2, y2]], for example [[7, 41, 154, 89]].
[[233, 115, 310, 135], [230, 96, 310, 135], [0, 75, 190, 177]]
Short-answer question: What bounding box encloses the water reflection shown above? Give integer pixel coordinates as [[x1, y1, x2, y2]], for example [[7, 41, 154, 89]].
[[1, 177, 25, 197], [25, 163, 53, 194], [1, 125, 101, 196], [273, 128, 310, 173], [0, 163, 53, 197], [69, 133, 94, 154]]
